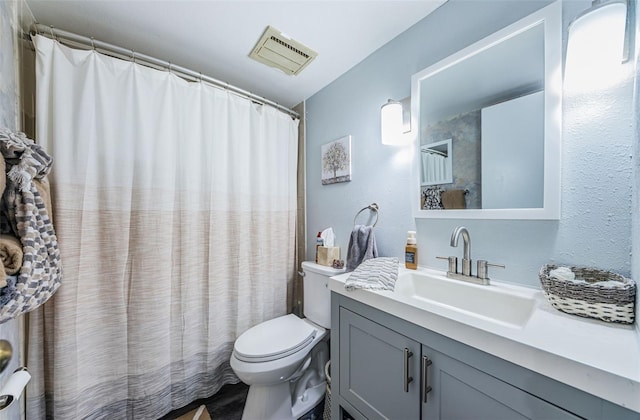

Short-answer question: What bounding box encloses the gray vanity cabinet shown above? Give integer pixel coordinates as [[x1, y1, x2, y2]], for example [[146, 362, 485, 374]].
[[338, 307, 421, 419], [338, 306, 578, 420], [332, 293, 639, 420], [420, 344, 579, 420]]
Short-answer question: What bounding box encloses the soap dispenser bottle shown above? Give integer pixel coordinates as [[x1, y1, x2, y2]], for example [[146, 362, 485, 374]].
[[405, 231, 418, 270]]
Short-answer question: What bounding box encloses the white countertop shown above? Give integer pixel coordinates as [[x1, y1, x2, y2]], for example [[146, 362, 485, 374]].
[[330, 265, 640, 413]]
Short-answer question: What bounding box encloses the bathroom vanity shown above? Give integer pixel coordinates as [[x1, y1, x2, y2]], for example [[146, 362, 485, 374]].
[[329, 268, 640, 420], [328, 2, 640, 417]]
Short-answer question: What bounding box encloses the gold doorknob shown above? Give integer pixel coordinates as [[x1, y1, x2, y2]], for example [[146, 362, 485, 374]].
[[0, 340, 12, 374]]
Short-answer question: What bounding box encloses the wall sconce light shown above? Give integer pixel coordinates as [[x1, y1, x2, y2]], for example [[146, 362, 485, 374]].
[[565, 0, 630, 92], [381, 97, 411, 145]]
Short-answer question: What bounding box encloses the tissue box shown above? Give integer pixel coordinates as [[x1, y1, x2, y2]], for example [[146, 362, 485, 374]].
[[317, 246, 340, 267]]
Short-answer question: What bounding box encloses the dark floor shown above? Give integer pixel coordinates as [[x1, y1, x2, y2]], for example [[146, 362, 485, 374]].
[[160, 382, 249, 420], [160, 380, 329, 420]]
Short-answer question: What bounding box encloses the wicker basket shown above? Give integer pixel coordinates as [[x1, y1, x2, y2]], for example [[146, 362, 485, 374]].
[[539, 264, 636, 324]]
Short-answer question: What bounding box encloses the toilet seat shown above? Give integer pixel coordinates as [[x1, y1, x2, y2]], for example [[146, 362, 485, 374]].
[[234, 314, 319, 363]]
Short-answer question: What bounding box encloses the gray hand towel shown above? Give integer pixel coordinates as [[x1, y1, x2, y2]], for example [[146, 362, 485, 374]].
[[345, 257, 399, 291], [346, 224, 378, 272]]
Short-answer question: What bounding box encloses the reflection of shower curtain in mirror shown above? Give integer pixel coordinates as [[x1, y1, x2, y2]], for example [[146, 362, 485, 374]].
[[27, 35, 299, 419], [422, 151, 448, 184]]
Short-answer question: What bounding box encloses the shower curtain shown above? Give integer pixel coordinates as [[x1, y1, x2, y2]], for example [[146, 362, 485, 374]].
[[26, 35, 299, 419], [421, 151, 447, 185]]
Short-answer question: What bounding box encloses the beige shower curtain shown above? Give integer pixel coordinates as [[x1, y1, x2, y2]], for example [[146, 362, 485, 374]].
[[26, 35, 299, 419]]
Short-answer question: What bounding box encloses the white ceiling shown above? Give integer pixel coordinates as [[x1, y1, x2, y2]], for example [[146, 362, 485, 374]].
[[26, 0, 446, 109]]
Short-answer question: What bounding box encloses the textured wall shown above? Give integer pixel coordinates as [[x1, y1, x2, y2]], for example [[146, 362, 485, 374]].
[[0, 1, 18, 129], [305, 0, 635, 288], [422, 110, 481, 209], [0, 1, 23, 420], [633, 0, 640, 331]]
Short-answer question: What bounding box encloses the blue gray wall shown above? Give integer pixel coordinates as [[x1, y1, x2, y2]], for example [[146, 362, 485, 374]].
[[306, 0, 636, 289], [633, 0, 640, 330], [0, 1, 24, 419], [0, 1, 18, 130]]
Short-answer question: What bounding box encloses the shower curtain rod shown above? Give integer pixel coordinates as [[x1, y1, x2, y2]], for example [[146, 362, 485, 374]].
[[421, 148, 447, 157], [30, 23, 300, 119]]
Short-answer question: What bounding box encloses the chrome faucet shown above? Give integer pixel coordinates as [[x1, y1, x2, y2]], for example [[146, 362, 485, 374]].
[[436, 226, 505, 285], [450, 226, 471, 276]]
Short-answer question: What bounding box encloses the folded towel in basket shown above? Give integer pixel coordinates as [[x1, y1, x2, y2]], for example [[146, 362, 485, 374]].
[[549, 266, 575, 282], [345, 257, 399, 292], [0, 235, 22, 276]]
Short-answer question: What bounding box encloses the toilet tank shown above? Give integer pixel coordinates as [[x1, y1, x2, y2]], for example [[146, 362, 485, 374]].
[[301, 261, 345, 329]]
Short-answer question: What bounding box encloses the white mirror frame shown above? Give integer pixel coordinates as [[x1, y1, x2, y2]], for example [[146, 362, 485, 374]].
[[410, 1, 561, 220]]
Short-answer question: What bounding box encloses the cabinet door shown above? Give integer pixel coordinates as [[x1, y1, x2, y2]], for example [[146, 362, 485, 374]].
[[339, 308, 421, 420], [421, 345, 580, 420]]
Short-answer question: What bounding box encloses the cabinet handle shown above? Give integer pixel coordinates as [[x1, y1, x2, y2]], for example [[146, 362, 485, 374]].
[[403, 348, 414, 392], [422, 355, 433, 403]]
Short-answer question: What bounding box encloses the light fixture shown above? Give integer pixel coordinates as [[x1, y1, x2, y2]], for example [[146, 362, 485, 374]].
[[565, 0, 628, 92], [381, 98, 411, 146]]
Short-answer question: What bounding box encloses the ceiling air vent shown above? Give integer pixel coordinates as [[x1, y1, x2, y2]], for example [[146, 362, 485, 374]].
[[249, 26, 318, 76]]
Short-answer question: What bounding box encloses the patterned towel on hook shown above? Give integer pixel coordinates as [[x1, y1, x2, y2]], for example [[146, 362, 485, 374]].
[[345, 257, 399, 292], [0, 128, 62, 323]]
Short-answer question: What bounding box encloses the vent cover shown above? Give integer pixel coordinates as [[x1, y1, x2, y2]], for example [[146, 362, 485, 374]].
[[249, 26, 317, 76]]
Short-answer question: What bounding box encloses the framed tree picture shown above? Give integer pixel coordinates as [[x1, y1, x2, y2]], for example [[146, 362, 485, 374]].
[[321, 135, 352, 185]]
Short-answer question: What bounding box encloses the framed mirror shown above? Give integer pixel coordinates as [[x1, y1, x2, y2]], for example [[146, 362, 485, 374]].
[[411, 1, 561, 220]]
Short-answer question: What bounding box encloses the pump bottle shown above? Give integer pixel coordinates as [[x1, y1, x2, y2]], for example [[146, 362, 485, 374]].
[[405, 231, 418, 270]]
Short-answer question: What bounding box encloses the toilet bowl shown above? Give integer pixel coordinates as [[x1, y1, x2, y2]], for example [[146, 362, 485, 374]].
[[230, 261, 344, 420]]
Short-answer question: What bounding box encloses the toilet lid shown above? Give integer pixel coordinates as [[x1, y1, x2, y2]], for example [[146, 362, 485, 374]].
[[234, 314, 318, 362]]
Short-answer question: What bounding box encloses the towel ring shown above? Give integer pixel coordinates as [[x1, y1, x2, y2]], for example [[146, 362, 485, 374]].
[[353, 203, 379, 228]]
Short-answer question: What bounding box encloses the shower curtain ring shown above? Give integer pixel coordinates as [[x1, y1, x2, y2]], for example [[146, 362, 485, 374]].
[[90, 37, 95, 50], [199, 72, 203, 83], [49, 25, 55, 40], [130, 50, 135, 63]]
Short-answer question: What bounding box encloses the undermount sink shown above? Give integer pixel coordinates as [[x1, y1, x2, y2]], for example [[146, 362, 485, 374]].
[[393, 269, 536, 327]]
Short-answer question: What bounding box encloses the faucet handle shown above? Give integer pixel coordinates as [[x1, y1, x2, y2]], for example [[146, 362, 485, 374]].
[[477, 260, 505, 280], [436, 256, 458, 274]]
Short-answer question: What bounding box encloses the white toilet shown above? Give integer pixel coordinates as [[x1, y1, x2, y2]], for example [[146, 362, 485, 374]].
[[230, 261, 344, 420]]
